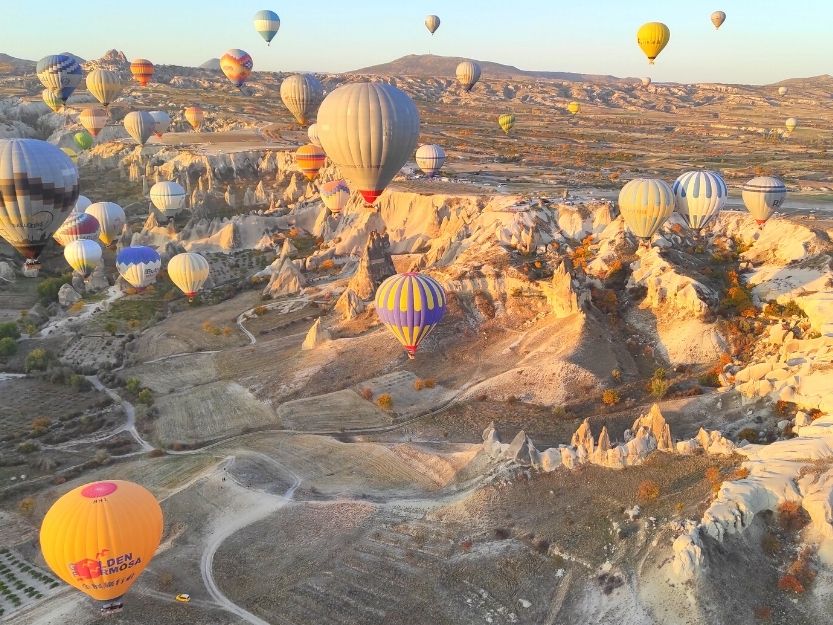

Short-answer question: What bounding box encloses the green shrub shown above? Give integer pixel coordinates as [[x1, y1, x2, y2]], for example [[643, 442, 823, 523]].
[[24, 348, 51, 372], [0, 322, 20, 340], [0, 337, 17, 359], [137, 389, 153, 405], [37, 275, 71, 305]]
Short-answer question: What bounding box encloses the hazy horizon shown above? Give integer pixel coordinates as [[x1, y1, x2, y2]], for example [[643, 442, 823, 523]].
[[3, 1, 832, 85]]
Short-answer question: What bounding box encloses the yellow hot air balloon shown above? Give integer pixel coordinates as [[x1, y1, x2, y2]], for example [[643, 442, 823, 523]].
[[42, 89, 63, 113], [567, 101, 581, 115], [168, 252, 210, 301], [618, 178, 674, 242], [79, 107, 108, 137], [40, 480, 163, 614], [85, 69, 124, 108], [498, 114, 515, 134], [785, 117, 798, 133], [637, 22, 670, 64], [711, 11, 726, 29], [64, 239, 102, 277], [86, 201, 126, 246], [184, 106, 205, 131], [778, 86, 788, 97]]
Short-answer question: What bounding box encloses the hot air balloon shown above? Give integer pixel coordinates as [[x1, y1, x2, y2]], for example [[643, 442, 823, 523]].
[[742, 176, 787, 225], [308, 123, 321, 147], [711, 11, 726, 29], [0, 139, 78, 271], [85, 201, 125, 246], [778, 86, 788, 96], [148, 111, 171, 137], [425, 15, 440, 34], [130, 59, 154, 86], [641, 77, 652, 87], [79, 107, 108, 137], [64, 239, 101, 277], [73, 195, 92, 216], [637, 22, 670, 64], [253, 10, 280, 45], [86, 69, 124, 108], [42, 89, 63, 112], [785, 117, 798, 132], [618, 178, 674, 242], [54, 212, 100, 246], [40, 480, 163, 614], [149, 181, 187, 218], [36, 54, 82, 104], [220, 49, 253, 89], [117, 246, 161, 289], [280, 74, 323, 126], [567, 101, 581, 115], [498, 114, 515, 134], [672, 170, 727, 231], [74, 131, 93, 151], [168, 252, 210, 301], [296, 144, 326, 181], [184, 106, 204, 131], [317, 82, 420, 206], [319, 180, 350, 215], [415, 144, 445, 177], [123, 111, 155, 146], [375, 272, 446, 359], [61, 147, 78, 164], [456, 61, 481, 92]]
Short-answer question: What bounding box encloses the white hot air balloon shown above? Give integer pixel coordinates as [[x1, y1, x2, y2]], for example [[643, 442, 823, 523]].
[[425, 15, 440, 35], [308, 123, 321, 147], [149, 181, 187, 218], [168, 252, 210, 301], [741, 176, 787, 225], [279, 74, 323, 126], [319, 179, 350, 215], [778, 86, 788, 97], [415, 144, 446, 177], [78, 107, 108, 138], [73, 194, 92, 215], [64, 239, 102, 277], [672, 170, 727, 231], [85, 201, 126, 246], [618, 178, 675, 242], [123, 111, 155, 145], [317, 82, 420, 206], [641, 77, 652, 87], [785, 117, 798, 133], [148, 111, 171, 137], [456, 61, 481, 92]]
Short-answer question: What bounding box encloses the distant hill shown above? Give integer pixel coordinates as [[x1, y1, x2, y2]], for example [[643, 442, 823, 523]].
[[350, 54, 628, 84], [0, 53, 35, 72], [200, 58, 221, 71]]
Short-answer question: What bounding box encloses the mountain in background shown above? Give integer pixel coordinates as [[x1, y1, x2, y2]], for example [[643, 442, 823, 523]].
[[350, 54, 630, 84], [200, 58, 221, 71], [0, 53, 36, 72]]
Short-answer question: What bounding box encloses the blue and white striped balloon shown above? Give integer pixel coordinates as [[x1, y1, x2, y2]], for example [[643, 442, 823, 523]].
[[672, 170, 727, 231], [36, 54, 82, 103], [116, 246, 162, 289], [253, 10, 280, 45]]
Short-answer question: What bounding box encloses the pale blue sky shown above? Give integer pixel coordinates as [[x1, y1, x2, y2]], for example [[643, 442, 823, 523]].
[[3, 1, 831, 84]]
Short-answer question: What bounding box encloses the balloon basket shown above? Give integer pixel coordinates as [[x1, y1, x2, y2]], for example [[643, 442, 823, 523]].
[[22, 260, 41, 278], [99, 599, 124, 615]]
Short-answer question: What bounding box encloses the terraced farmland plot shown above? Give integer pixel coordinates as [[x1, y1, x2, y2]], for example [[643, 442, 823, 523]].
[[0, 548, 61, 619], [277, 389, 393, 431], [0, 378, 107, 436], [124, 352, 220, 393]]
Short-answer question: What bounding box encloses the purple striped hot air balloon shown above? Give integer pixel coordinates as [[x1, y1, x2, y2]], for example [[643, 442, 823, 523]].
[[374, 272, 446, 359]]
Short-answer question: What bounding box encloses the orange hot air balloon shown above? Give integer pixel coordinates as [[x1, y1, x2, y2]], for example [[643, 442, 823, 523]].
[[130, 59, 154, 86], [40, 480, 163, 614], [296, 144, 326, 181]]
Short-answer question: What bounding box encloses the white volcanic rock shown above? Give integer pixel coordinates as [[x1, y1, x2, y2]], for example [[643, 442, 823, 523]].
[[632, 403, 673, 452], [301, 318, 331, 350], [262, 256, 306, 298], [58, 284, 81, 307], [334, 288, 365, 321], [0, 261, 15, 282], [547, 261, 583, 318], [627, 246, 714, 319]]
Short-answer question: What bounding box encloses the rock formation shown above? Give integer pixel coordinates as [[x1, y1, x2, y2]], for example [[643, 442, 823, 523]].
[[347, 230, 396, 300], [334, 288, 365, 320], [301, 318, 331, 350]]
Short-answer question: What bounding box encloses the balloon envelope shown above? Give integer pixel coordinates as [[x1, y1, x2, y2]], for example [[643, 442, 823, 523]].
[[86, 69, 123, 107], [149, 181, 187, 217], [425, 15, 440, 34], [375, 272, 446, 358], [168, 252, 210, 299], [785, 117, 798, 132], [36, 55, 82, 103], [618, 178, 674, 240], [280, 74, 323, 126], [0, 139, 79, 261], [79, 107, 108, 137], [711, 11, 726, 29], [117, 246, 162, 289], [778, 86, 788, 96], [456, 61, 481, 92], [307, 123, 321, 147], [124, 111, 155, 145], [672, 170, 727, 230], [220, 49, 253, 88], [73, 195, 92, 216], [567, 102, 581, 115], [498, 114, 515, 134], [742, 176, 787, 224], [148, 111, 171, 137], [296, 144, 326, 181], [85, 201, 125, 246], [74, 131, 93, 150], [415, 144, 445, 177], [64, 239, 101, 276], [317, 82, 420, 205], [253, 10, 281, 44], [42, 89, 63, 112], [184, 106, 204, 130], [54, 212, 100, 246], [320, 180, 350, 214], [40, 481, 163, 604], [637, 22, 670, 64], [641, 77, 652, 87], [130, 59, 154, 86]]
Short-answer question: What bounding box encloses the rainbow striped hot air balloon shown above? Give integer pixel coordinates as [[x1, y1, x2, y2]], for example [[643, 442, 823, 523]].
[[54, 212, 100, 247], [220, 49, 253, 89], [374, 272, 447, 359], [296, 144, 326, 181], [253, 10, 280, 45]]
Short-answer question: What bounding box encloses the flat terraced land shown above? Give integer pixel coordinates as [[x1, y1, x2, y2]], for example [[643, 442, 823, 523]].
[[277, 389, 393, 431], [126, 352, 220, 393], [0, 378, 105, 436], [0, 548, 61, 619], [154, 381, 276, 446]]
